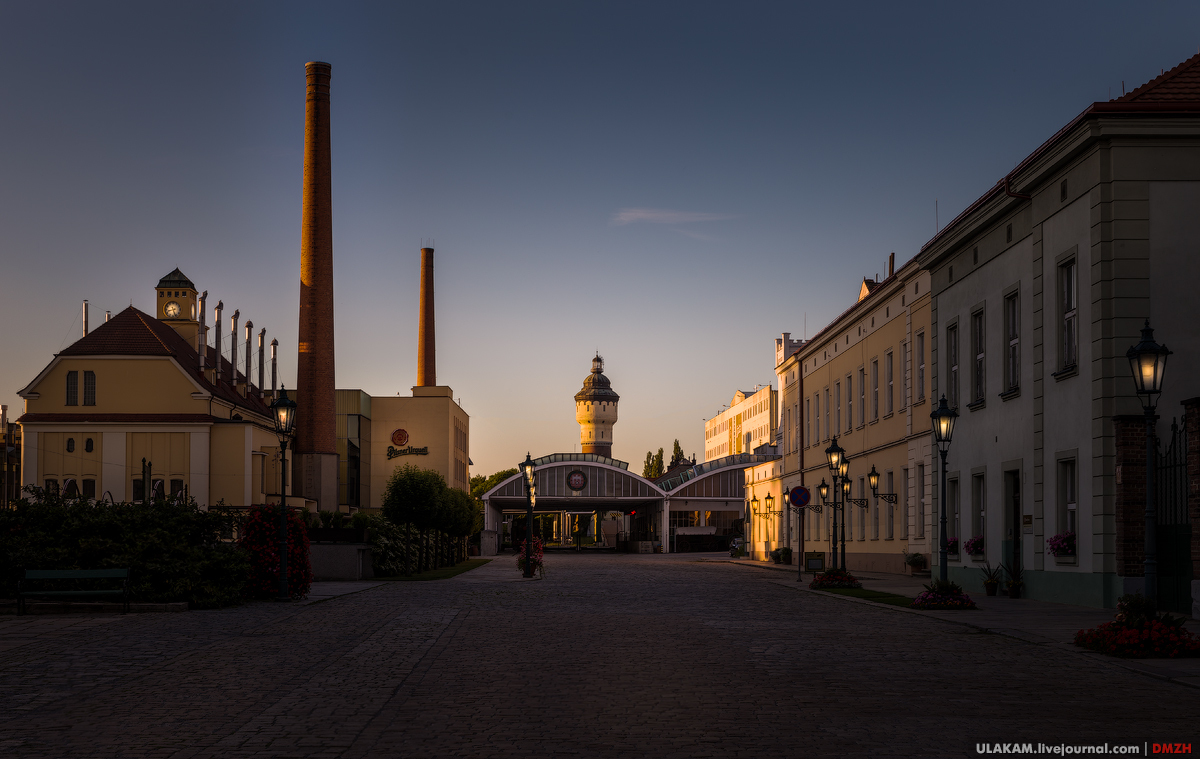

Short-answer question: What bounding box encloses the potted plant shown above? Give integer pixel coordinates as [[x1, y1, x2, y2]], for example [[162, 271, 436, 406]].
[[979, 563, 1003, 596], [964, 534, 984, 557], [1047, 531, 1076, 557], [780, 546, 793, 565], [1000, 563, 1022, 598], [904, 551, 926, 573], [945, 536, 960, 555]]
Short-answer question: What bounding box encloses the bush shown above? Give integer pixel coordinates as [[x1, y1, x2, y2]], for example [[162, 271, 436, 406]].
[[351, 512, 417, 577], [964, 535, 984, 555], [810, 567, 862, 589], [910, 578, 976, 610], [0, 488, 248, 608], [515, 537, 544, 578], [239, 506, 311, 600], [1073, 593, 1200, 658], [1047, 531, 1076, 557]]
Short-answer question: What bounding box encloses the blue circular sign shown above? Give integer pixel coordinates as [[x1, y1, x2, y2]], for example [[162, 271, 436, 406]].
[[789, 486, 811, 508]]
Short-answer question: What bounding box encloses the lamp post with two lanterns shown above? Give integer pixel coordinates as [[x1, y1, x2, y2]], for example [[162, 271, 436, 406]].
[[521, 453, 537, 579], [270, 385, 297, 601], [1126, 320, 1170, 614], [930, 394, 958, 583]]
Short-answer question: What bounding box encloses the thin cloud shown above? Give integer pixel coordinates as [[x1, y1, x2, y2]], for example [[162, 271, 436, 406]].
[[673, 228, 717, 242], [610, 208, 738, 226]]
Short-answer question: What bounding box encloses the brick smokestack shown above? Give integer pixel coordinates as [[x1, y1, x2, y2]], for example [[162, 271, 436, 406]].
[[294, 61, 338, 511], [417, 246, 435, 387]]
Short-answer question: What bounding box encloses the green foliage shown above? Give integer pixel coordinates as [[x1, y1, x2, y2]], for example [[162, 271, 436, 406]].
[[642, 448, 666, 478], [672, 439, 685, 463], [642, 451, 654, 478], [979, 563, 1004, 583], [923, 578, 966, 596], [382, 465, 447, 532], [317, 510, 347, 529], [0, 488, 248, 608], [239, 507, 311, 600], [351, 512, 417, 577], [470, 468, 518, 500]]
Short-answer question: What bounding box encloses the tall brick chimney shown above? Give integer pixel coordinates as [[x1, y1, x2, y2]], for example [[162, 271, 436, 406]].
[[294, 61, 338, 511], [417, 246, 435, 387]]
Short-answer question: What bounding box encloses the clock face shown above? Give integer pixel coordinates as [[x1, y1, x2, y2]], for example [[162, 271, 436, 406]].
[[164, 301, 181, 318]]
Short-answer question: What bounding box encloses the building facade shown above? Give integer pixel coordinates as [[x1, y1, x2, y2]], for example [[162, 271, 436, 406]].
[[704, 385, 776, 462], [917, 55, 1200, 610]]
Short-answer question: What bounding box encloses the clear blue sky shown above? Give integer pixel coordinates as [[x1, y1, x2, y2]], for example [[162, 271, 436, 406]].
[[2, 1, 1197, 476]]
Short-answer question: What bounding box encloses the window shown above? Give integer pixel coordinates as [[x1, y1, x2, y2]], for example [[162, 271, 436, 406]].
[[885, 351, 894, 414], [900, 468, 908, 539], [85, 438, 94, 452], [971, 310, 985, 402], [1060, 178, 1068, 202], [859, 478, 867, 540], [1006, 223, 1012, 243], [805, 399, 810, 447], [834, 382, 841, 434], [824, 389, 830, 441], [916, 463, 925, 537], [1059, 459, 1077, 534], [916, 332, 926, 401], [973, 246, 978, 265], [846, 375, 853, 432], [947, 324, 959, 408], [66, 437, 75, 453], [858, 368, 866, 425], [64, 479, 79, 497], [171, 479, 184, 497], [971, 472, 986, 547], [886, 470, 894, 539], [83, 370, 96, 406], [132, 479, 145, 503], [872, 477, 879, 539], [66, 370, 78, 406], [1004, 292, 1019, 391], [82, 479, 96, 499], [814, 393, 821, 442], [1059, 260, 1078, 369], [45, 478, 59, 495], [901, 342, 909, 409], [949, 477, 960, 544], [871, 360, 879, 420]]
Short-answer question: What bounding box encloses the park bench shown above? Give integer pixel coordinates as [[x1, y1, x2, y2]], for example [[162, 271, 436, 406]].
[[17, 569, 130, 615]]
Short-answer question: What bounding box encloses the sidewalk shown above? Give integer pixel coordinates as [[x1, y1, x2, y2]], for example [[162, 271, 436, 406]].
[[713, 557, 1200, 689]]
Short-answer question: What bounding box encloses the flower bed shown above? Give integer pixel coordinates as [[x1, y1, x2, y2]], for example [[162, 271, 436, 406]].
[[945, 536, 960, 554], [910, 579, 977, 610], [964, 535, 984, 555], [1047, 531, 1076, 557], [1074, 593, 1200, 658], [809, 568, 862, 589], [515, 537, 545, 578]]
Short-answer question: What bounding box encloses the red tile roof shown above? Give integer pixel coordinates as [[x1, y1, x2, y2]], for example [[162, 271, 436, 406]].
[[1117, 52, 1200, 102], [51, 306, 273, 418]]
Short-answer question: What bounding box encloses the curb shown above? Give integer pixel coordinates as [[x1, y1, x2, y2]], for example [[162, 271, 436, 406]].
[[717, 558, 1200, 691]]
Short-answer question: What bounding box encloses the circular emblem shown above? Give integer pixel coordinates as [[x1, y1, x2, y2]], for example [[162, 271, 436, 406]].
[[789, 486, 811, 508], [391, 429, 409, 447], [567, 470, 588, 491]]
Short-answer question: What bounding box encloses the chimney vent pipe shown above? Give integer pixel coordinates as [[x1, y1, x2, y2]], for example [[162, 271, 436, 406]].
[[230, 310, 240, 386], [888, 252, 895, 278], [82, 301, 89, 337], [105, 310, 111, 323], [258, 329, 266, 399], [417, 247, 436, 386], [214, 301, 224, 385], [270, 339, 278, 397], [243, 321, 253, 397], [197, 291, 208, 373]]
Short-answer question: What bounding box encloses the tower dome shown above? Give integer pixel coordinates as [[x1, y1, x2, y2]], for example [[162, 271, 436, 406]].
[[575, 354, 619, 457]]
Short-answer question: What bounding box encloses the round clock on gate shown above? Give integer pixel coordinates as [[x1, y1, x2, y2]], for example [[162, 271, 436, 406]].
[[567, 470, 588, 491], [391, 429, 409, 447], [165, 301, 181, 318]]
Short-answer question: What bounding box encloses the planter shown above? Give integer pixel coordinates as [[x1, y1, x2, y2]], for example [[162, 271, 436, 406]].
[[970, 553, 985, 562], [1007, 585, 1022, 599], [984, 581, 998, 596], [1053, 554, 1077, 566]]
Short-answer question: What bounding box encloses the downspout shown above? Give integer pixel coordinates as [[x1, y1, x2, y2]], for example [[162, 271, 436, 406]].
[[1003, 174, 1032, 201]]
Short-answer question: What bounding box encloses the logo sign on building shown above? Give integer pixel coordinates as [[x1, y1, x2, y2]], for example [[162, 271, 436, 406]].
[[567, 470, 588, 491], [789, 486, 811, 509], [387, 428, 428, 460]]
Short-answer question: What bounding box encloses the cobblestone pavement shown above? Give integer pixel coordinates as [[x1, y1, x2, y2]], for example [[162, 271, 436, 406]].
[[0, 554, 1194, 758]]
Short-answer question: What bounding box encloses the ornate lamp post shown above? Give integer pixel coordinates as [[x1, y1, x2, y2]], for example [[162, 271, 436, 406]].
[[1126, 320, 1170, 613], [270, 385, 297, 601], [521, 453, 537, 578], [825, 438, 844, 569], [868, 464, 898, 505], [931, 394, 958, 583]]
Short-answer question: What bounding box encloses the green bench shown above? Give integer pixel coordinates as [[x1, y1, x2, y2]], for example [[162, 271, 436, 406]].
[[18, 569, 130, 615]]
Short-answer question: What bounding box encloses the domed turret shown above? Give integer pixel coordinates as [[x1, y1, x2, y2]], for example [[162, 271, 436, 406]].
[[575, 354, 619, 457]]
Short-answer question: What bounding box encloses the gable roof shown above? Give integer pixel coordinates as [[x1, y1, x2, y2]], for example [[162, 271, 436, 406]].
[[42, 306, 271, 417], [1117, 53, 1200, 103], [157, 268, 195, 289]]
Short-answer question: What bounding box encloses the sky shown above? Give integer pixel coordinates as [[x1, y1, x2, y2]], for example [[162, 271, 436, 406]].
[[2, 1, 1199, 477]]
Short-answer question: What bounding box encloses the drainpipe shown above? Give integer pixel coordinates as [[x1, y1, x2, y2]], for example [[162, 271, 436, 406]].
[[1003, 174, 1031, 200]]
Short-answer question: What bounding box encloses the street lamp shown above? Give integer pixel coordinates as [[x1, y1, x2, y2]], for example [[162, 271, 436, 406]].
[[818, 479, 829, 502], [521, 452, 536, 578], [1126, 319, 1170, 613], [825, 437, 844, 471], [931, 394, 958, 583], [270, 385, 297, 601]]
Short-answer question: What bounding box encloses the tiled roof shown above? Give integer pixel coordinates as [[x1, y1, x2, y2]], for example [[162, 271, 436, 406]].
[[157, 268, 195, 289], [52, 306, 272, 418], [18, 413, 216, 424], [1117, 52, 1200, 102]]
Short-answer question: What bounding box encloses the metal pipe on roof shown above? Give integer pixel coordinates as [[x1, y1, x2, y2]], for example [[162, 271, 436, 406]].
[[198, 291, 208, 374], [230, 310, 240, 387], [244, 321, 253, 397], [270, 338, 278, 397], [213, 301, 223, 384], [82, 301, 88, 338], [258, 329, 266, 399]]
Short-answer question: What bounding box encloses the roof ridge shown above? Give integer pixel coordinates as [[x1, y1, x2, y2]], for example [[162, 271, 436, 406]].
[[135, 309, 177, 355], [1118, 51, 1200, 102]]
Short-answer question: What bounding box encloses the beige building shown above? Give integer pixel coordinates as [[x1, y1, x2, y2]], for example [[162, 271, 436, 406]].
[[704, 385, 776, 462], [796, 255, 933, 573], [17, 270, 289, 508]]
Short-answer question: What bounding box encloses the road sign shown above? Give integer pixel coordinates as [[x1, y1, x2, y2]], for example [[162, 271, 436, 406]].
[[789, 486, 811, 508]]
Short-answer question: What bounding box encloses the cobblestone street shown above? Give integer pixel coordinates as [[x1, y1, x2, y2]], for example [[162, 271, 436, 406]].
[[0, 554, 1194, 758]]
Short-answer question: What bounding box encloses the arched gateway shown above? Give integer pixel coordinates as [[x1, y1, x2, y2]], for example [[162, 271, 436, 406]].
[[481, 452, 780, 554]]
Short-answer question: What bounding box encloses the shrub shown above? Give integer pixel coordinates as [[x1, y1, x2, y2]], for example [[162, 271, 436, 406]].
[[1047, 531, 1076, 557], [1075, 618, 1200, 658], [239, 506, 311, 600], [0, 488, 247, 608], [809, 567, 862, 589], [904, 551, 926, 568], [351, 511, 417, 577], [964, 535, 984, 555], [910, 578, 977, 610]]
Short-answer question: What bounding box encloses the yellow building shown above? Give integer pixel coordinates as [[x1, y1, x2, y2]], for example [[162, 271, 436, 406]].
[[704, 386, 776, 462], [797, 255, 933, 573], [17, 270, 288, 508]]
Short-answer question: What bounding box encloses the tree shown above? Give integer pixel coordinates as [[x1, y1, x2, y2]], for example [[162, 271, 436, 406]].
[[642, 451, 655, 478], [381, 465, 447, 574], [652, 448, 664, 478], [471, 468, 518, 501], [642, 448, 666, 478]]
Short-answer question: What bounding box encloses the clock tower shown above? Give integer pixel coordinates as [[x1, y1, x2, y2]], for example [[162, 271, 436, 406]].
[[156, 268, 200, 344]]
